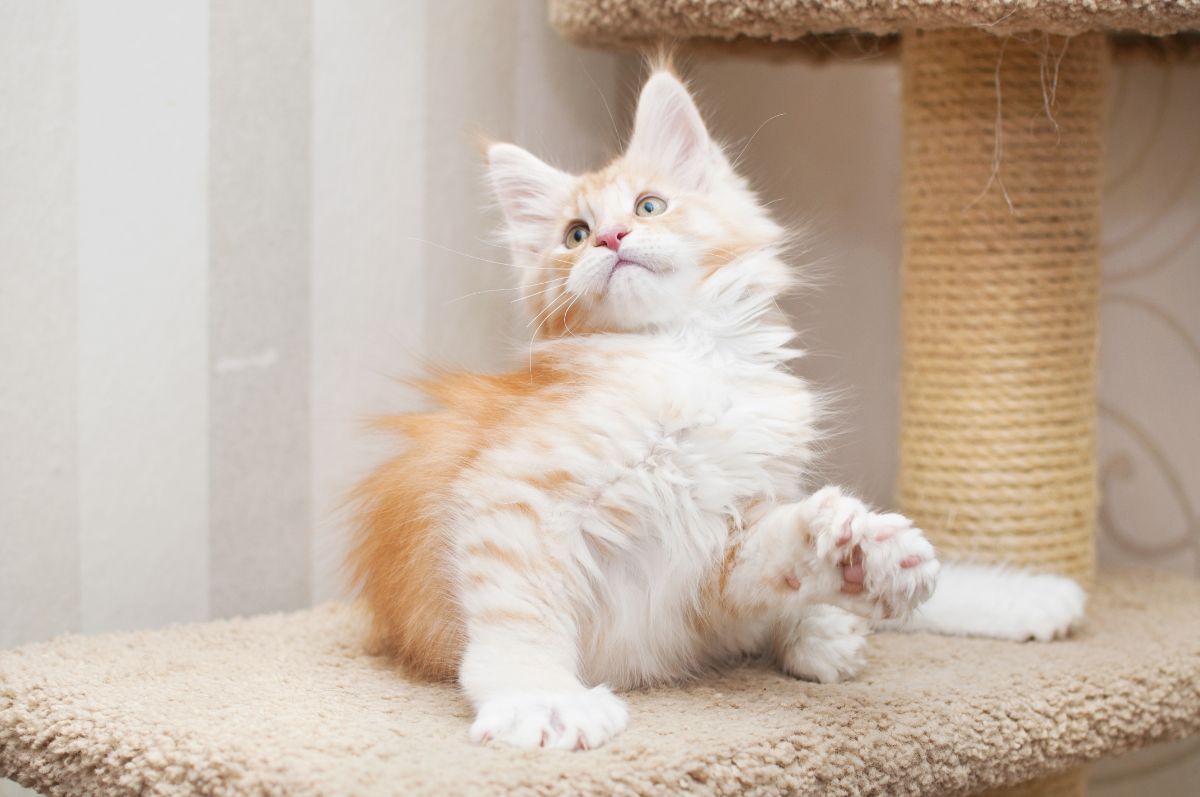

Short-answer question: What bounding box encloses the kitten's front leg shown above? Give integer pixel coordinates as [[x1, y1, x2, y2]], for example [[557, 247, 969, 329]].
[[730, 490, 938, 625], [456, 510, 626, 751], [461, 630, 627, 751], [723, 505, 874, 683], [726, 491, 937, 683], [789, 486, 940, 621]]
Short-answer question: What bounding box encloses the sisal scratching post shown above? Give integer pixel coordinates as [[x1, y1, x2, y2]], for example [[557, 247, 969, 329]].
[[898, 29, 1106, 588], [902, 31, 1104, 797], [900, 34, 1106, 795]]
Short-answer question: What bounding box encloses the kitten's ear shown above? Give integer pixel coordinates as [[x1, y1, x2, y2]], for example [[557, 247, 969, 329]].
[[487, 143, 573, 239], [626, 71, 718, 183]]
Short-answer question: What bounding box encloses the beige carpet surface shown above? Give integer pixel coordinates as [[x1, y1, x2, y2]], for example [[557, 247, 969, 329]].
[[2, 572, 1199, 797]]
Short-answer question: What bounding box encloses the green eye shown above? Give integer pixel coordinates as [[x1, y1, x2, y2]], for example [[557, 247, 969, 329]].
[[635, 195, 667, 217], [564, 222, 589, 249]]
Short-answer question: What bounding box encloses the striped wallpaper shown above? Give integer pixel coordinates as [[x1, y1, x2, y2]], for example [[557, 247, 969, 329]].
[[0, 0, 627, 645], [1, 2, 1197, 794]]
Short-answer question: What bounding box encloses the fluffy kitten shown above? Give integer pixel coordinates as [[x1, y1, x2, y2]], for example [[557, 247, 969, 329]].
[[350, 68, 1086, 751]]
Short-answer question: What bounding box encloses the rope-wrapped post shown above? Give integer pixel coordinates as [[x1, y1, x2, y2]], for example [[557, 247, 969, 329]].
[[899, 28, 1106, 589]]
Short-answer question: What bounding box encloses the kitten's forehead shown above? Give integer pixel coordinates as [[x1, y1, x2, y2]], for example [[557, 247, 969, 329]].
[[566, 159, 659, 223]]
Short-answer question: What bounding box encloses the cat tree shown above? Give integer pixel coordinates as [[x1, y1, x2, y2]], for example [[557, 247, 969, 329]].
[[3, 5, 1200, 797], [547, 0, 1200, 794]]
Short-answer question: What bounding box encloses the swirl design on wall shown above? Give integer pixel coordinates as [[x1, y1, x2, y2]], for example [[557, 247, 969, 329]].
[[1092, 62, 1200, 793], [1097, 62, 1200, 578]]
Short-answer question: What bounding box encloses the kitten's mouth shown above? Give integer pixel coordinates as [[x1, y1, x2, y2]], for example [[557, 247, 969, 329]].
[[609, 258, 649, 277]]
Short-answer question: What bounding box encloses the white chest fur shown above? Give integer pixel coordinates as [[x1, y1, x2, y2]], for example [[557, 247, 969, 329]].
[[555, 333, 818, 686], [455, 262, 820, 687]]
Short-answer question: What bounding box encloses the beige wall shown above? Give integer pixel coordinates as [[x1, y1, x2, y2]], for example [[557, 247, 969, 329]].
[[1, 1, 1197, 794]]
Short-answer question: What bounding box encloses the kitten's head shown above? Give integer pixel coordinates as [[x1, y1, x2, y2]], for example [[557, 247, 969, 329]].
[[488, 68, 784, 337]]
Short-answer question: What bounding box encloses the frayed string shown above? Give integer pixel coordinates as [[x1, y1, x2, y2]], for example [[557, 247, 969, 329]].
[[965, 32, 1075, 215], [1039, 32, 1071, 141], [965, 35, 1014, 214]]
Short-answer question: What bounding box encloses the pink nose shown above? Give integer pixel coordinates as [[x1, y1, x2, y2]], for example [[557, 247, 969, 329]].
[[594, 226, 629, 251]]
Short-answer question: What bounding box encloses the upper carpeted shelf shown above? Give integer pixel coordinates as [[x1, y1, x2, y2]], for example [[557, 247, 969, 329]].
[[549, 0, 1200, 60]]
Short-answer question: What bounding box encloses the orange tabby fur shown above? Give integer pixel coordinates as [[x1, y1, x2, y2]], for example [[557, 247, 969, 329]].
[[348, 359, 576, 680]]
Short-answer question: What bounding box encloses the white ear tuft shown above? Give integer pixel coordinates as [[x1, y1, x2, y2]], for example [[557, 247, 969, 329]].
[[487, 143, 573, 238], [626, 72, 715, 182]]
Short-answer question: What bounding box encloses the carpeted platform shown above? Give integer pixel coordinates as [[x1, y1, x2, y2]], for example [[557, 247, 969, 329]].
[[549, 0, 1200, 63], [2, 572, 1198, 797], [549, 0, 1200, 45]]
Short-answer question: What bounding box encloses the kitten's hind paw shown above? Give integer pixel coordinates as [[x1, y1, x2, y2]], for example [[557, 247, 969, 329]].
[[469, 686, 628, 751], [780, 605, 869, 684], [890, 564, 1087, 641]]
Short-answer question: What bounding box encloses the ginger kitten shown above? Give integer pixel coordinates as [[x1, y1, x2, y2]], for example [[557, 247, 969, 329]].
[[349, 68, 1084, 751]]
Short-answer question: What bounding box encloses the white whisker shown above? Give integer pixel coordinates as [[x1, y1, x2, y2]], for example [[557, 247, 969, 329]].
[[405, 237, 567, 271], [527, 290, 576, 375], [445, 276, 567, 306], [526, 288, 574, 329], [560, 293, 583, 339], [578, 53, 621, 147], [471, 236, 517, 251], [512, 279, 566, 304], [443, 286, 521, 305], [733, 112, 786, 169]]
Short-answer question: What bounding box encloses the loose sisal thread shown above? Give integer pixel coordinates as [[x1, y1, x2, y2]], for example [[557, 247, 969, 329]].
[[899, 28, 1106, 587]]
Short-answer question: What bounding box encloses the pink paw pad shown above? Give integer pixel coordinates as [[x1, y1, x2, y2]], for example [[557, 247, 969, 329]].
[[840, 548, 865, 593]]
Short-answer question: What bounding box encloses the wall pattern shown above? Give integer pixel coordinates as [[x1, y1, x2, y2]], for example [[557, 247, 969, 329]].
[[0, 2, 1196, 793], [1096, 63, 1200, 578], [1090, 61, 1200, 797]]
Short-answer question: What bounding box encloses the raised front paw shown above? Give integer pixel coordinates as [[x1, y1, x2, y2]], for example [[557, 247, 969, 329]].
[[800, 486, 940, 621], [469, 686, 628, 751]]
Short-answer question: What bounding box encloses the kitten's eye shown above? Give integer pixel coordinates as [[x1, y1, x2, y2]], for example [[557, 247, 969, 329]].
[[635, 195, 667, 217], [564, 222, 589, 249]]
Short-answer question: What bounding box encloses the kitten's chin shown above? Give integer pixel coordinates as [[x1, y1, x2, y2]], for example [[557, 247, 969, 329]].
[[594, 267, 692, 331]]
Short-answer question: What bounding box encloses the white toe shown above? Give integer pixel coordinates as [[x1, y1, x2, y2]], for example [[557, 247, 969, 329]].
[[470, 687, 628, 750]]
